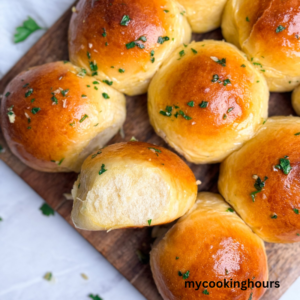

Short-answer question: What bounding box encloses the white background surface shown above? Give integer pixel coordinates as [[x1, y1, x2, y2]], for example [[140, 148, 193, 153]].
[[0, 0, 298, 299]]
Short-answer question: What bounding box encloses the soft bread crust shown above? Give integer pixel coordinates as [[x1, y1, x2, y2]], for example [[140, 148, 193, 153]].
[[148, 40, 269, 164], [219, 117, 300, 243], [71, 142, 197, 230], [222, 0, 300, 92], [68, 0, 192, 96], [176, 0, 227, 33], [1, 61, 126, 172], [292, 85, 300, 116], [150, 192, 268, 300]]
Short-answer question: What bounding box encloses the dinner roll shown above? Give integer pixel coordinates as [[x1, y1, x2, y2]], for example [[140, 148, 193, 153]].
[[68, 0, 192, 96], [222, 0, 300, 92], [219, 117, 300, 243], [1, 61, 126, 173], [292, 85, 300, 116], [176, 0, 227, 33], [71, 142, 197, 230], [148, 40, 269, 164], [150, 192, 268, 300]]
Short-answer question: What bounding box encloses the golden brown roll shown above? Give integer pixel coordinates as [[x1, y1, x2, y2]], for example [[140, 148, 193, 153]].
[[71, 142, 198, 231], [68, 0, 192, 96], [1, 61, 126, 173], [176, 0, 227, 33], [222, 0, 300, 92], [148, 40, 269, 164], [292, 85, 300, 116], [150, 192, 269, 300], [219, 116, 300, 243]]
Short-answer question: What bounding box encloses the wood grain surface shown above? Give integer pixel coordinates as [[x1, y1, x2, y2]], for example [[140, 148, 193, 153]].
[[0, 5, 299, 300]]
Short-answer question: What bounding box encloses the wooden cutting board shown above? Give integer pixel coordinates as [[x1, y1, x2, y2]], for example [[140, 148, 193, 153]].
[[0, 5, 299, 300]]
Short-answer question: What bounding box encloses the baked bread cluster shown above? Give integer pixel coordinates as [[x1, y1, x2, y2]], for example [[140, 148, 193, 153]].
[[3, 0, 300, 299]]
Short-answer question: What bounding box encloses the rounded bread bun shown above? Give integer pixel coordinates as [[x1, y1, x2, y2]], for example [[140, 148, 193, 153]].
[[219, 116, 300, 243], [68, 0, 192, 96], [176, 0, 227, 33], [1, 61, 126, 172], [292, 85, 300, 116], [148, 40, 269, 164], [222, 0, 300, 92], [71, 141, 198, 230], [150, 192, 268, 300]]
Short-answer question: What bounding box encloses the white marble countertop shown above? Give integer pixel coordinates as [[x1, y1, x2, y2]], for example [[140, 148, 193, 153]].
[[0, 0, 298, 299]]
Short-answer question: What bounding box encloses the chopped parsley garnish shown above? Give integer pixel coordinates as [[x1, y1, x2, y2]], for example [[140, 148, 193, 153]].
[[227, 107, 234, 113], [70, 121, 75, 126], [251, 176, 268, 202], [295, 132, 300, 136], [148, 147, 161, 156], [227, 208, 234, 212], [179, 50, 185, 58], [94, 86, 98, 90], [176, 257, 179, 260], [203, 289, 209, 295], [23, 83, 29, 88], [99, 164, 107, 175], [102, 28, 107, 37], [180, 11, 186, 16], [31, 107, 40, 114], [275, 156, 292, 175], [157, 36, 170, 44], [79, 114, 88, 123], [241, 64, 246, 67], [87, 51, 91, 59], [40, 203, 55, 216], [179, 110, 192, 120], [102, 93, 110, 99], [199, 101, 208, 108], [102, 80, 113, 86], [89, 61, 98, 72], [164, 9, 169, 13], [182, 271, 190, 280], [61, 89, 69, 96], [271, 214, 278, 219], [81, 94, 87, 98], [246, 16, 250, 22], [91, 150, 102, 159], [120, 15, 130, 26], [151, 57, 155, 63], [43, 272, 53, 281], [88, 294, 103, 300], [187, 101, 194, 107], [93, 81, 99, 84], [78, 68, 87, 77], [0, 217, 2, 221], [276, 25, 286, 33], [148, 219, 152, 226], [5, 92, 11, 97], [51, 95, 58, 104], [14, 17, 42, 43], [119, 68, 125, 73], [223, 114, 227, 119], [58, 158, 64, 165], [138, 36, 147, 42], [211, 57, 226, 67], [126, 41, 136, 49], [293, 208, 299, 214], [191, 48, 198, 54], [211, 74, 219, 82], [160, 106, 173, 117], [25, 88, 33, 98], [0, 145, 4, 153], [223, 79, 231, 86], [248, 292, 253, 300]]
